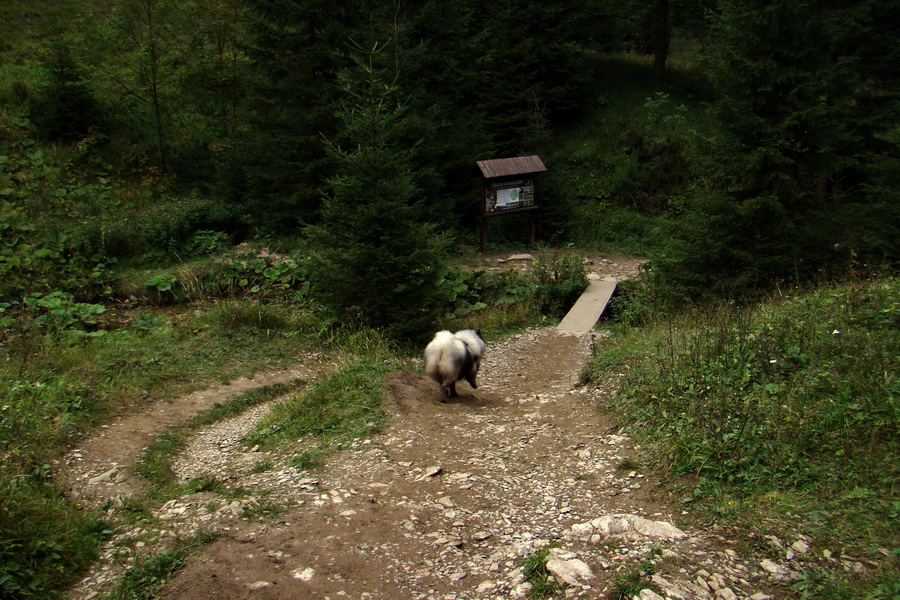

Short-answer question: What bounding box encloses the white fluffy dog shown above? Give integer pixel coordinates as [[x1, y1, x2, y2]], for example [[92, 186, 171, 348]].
[[424, 329, 485, 399]]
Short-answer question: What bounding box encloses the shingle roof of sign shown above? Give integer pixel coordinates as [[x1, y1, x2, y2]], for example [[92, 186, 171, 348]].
[[476, 155, 546, 178]]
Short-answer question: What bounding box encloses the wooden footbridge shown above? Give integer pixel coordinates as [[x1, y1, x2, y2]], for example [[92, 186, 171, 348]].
[[556, 275, 618, 334]]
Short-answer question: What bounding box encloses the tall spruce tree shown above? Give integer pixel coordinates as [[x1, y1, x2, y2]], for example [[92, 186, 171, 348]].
[[233, 0, 352, 227], [306, 40, 450, 340], [473, 0, 588, 156], [34, 44, 104, 142], [388, 0, 493, 223], [656, 0, 899, 297]]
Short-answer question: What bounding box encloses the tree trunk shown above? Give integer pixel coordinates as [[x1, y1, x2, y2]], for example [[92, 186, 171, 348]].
[[143, 0, 168, 173], [653, 0, 670, 78]]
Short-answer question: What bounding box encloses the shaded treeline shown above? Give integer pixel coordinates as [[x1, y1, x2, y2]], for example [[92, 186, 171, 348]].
[[2, 0, 898, 307]]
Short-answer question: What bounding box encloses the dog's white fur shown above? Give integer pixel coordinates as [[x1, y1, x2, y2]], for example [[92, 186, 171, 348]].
[[424, 329, 485, 398]]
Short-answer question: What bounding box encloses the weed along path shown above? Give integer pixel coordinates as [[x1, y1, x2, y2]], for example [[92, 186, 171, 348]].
[[64, 254, 791, 600]]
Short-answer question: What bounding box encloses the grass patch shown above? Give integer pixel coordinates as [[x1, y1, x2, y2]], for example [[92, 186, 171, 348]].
[[520, 547, 563, 599], [789, 566, 900, 600], [585, 277, 900, 596], [135, 380, 308, 501], [249, 459, 274, 474], [242, 325, 399, 469], [246, 358, 393, 469], [611, 556, 661, 600], [616, 457, 641, 472], [102, 531, 217, 600], [0, 477, 107, 599], [0, 305, 319, 599]]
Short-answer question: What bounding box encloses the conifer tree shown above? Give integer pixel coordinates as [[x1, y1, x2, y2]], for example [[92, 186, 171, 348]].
[[306, 40, 450, 340], [34, 44, 103, 142], [234, 0, 352, 227], [656, 0, 899, 296], [387, 0, 493, 222], [473, 0, 588, 156]]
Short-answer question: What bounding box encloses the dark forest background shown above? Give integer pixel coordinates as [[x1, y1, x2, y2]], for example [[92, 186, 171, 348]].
[[2, 0, 896, 324]]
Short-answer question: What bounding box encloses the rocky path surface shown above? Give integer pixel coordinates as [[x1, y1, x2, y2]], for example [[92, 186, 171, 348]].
[[153, 328, 795, 600], [62, 254, 835, 600]]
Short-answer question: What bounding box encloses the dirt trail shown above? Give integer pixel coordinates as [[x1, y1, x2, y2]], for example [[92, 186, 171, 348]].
[[63, 254, 796, 600], [56, 358, 326, 505], [158, 328, 651, 599], [149, 328, 782, 600]]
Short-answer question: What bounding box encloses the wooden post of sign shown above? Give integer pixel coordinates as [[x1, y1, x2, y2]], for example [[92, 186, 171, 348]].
[[480, 217, 488, 253], [529, 211, 536, 246], [480, 185, 488, 252]]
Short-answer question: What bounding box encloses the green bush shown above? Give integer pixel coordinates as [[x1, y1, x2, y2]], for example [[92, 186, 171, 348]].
[[22, 292, 106, 333], [585, 278, 899, 584], [436, 255, 591, 332], [435, 266, 546, 333], [134, 249, 310, 305], [531, 249, 589, 319], [439, 267, 536, 320], [0, 204, 118, 302], [543, 56, 713, 257], [0, 476, 104, 599], [99, 198, 248, 263], [604, 274, 659, 327]]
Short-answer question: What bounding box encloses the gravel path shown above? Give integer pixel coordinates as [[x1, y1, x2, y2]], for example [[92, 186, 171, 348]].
[[62, 254, 853, 600]]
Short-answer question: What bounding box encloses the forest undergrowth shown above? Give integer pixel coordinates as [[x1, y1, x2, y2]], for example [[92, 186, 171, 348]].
[[585, 277, 900, 599]]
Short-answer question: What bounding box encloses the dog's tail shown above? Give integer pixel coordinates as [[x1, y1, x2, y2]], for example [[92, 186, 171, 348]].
[[454, 329, 485, 360], [424, 331, 469, 397]]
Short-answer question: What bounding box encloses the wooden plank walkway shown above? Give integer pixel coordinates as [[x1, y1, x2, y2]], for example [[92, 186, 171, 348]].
[[556, 276, 617, 334]]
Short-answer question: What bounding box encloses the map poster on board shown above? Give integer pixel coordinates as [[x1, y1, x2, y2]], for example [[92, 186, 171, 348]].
[[485, 178, 536, 213], [496, 187, 521, 209]]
